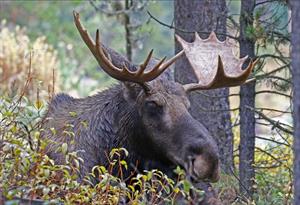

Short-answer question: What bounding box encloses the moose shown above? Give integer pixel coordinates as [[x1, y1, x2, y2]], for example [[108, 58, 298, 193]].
[[42, 11, 255, 200]]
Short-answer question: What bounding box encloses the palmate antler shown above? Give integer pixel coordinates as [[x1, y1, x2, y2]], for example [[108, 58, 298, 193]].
[[176, 32, 257, 92], [73, 11, 184, 92]]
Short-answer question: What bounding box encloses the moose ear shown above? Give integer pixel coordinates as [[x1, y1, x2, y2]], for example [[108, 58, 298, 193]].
[[122, 82, 143, 103]]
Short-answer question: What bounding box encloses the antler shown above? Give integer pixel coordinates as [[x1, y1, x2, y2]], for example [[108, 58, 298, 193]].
[[176, 32, 257, 92], [73, 11, 184, 89]]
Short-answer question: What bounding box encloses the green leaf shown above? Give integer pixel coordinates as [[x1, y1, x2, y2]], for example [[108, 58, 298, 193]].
[[61, 143, 68, 154], [183, 179, 191, 193], [120, 160, 128, 170], [69, 111, 77, 117]]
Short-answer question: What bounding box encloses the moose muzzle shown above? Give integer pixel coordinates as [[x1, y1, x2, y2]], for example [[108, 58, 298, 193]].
[[192, 154, 220, 182]]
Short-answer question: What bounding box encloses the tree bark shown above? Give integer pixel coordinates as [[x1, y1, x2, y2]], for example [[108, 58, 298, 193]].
[[174, 0, 233, 173], [124, 0, 132, 61], [239, 0, 256, 198], [292, 0, 300, 204]]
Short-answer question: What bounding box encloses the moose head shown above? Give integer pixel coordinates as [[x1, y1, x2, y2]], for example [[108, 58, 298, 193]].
[[64, 12, 256, 182]]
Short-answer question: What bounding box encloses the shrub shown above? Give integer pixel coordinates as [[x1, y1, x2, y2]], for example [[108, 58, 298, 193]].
[[0, 20, 59, 100]]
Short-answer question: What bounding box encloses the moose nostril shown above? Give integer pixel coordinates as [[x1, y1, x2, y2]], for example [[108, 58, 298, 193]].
[[190, 154, 220, 182], [192, 155, 209, 177]]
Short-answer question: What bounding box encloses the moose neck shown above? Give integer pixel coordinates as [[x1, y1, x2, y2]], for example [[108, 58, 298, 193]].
[[90, 84, 144, 162]]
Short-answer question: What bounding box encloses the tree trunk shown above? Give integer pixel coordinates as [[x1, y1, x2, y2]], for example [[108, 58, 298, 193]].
[[124, 0, 132, 61], [174, 0, 233, 173], [292, 0, 300, 204], [239, 0, 256, 198]]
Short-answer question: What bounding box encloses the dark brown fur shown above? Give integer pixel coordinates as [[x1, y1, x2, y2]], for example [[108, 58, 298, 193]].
[[43, 75, 219, 181]]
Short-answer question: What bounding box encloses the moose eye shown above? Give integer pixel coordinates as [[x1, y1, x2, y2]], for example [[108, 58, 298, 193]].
[[145, 101, 159, 109], [144, 101, 163, 116]]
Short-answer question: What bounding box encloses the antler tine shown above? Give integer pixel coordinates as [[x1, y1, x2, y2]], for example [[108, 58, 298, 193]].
[[94, 29, 132, 81], [158, 50, 185, 74], [75, 11, 120, 78], [140, 56, 166, 80], [121, 62, 135, 75], [73, 11, 100, 59], [139, 49, 153, 73], [138, 50, 185, 80], [74, 11, 132, 82]]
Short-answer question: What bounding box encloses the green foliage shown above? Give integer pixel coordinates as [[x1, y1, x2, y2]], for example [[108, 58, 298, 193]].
[[253, 137, 293, 204], [224, 113, 293, 205]]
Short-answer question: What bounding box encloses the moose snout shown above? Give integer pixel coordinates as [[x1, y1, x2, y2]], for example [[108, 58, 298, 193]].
[[175, 115, 220, 182], [185, 142, 220, 182], [192, 154, 220, 182]]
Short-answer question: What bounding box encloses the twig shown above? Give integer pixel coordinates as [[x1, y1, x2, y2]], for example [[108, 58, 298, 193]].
[[245, 63, 290, 84], [193, 91, 239, 99], [147, 11, 239, 40], [256, 90, 291, 99], [197, 106, 239, 113], [264, 75, 291, 84], [89, 0, 133, 15], [255, 0, 276, 7], [255, 146, 292, 173], [255, 135, 290, 147], [245, 105, 293, 135], [255, 107, 292, 114], [228, 167, 252, 198]]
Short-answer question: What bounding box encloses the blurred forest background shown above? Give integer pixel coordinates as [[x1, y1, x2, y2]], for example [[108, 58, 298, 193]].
[[0, 0, 176, 96], [0, 0, 293, 204]]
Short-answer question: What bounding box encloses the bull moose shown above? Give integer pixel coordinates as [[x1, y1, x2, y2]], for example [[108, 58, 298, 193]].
[[42, 11, 255, 195]]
